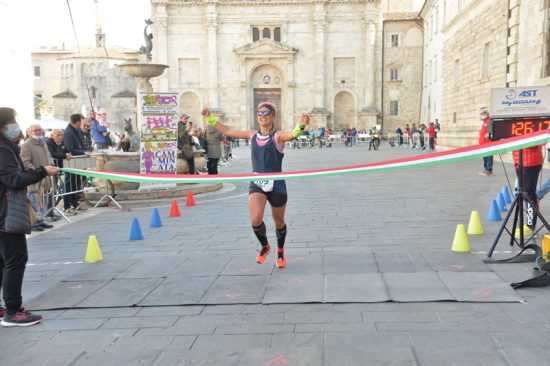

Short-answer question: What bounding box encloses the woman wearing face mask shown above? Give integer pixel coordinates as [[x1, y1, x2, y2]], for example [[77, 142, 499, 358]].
[[0, 107, 58, 327], [203, 104, 309, 268]]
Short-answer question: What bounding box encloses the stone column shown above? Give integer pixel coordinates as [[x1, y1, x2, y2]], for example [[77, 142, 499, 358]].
[[313, 10, 326, 109], [206, 5, 219, 108], [364, 20, 376, 109], [153, 4, 169, 92]]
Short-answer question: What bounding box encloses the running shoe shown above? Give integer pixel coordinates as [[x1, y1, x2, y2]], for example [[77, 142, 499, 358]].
[[256, 244, 270, 264], [1, 309, 42, 327], [276, 248, 287, 268]]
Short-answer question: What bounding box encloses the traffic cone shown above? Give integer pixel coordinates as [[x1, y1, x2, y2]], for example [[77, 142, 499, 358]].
[[129, 218, 144, 240], [487, 200, 502, 221], [185, 191, 196, 207], [84, 235, 103, 263], [169, 199, 181, 217], [497, 192, 507, 212], [502, 186, 512, 204], [467, 211, 484, 235], [150, 208, 162, 228], [451, 224, 471, 253]]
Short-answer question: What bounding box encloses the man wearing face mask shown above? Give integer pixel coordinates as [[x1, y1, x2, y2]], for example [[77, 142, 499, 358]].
[[478, 108, 494, 176], [20, 125, 56, 231], [0, 107, 58, 326]]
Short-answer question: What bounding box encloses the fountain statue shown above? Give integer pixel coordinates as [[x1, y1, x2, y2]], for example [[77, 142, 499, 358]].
[[139, 19, 154, 58]]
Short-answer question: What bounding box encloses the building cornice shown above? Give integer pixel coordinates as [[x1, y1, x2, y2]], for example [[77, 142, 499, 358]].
[[153, 0, 380, 6], [441, 0, 484, 33]]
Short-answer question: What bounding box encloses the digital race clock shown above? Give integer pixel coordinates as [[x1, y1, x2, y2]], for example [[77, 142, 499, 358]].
[[490, 117, 550, 140]]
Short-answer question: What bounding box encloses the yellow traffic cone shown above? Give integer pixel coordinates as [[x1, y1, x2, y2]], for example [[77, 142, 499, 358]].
[[84, 235, 103, 263], [467, 211, 484, 235], [451, 224, 471, 253]]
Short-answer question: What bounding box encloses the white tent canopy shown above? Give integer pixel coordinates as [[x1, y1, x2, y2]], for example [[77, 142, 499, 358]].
[[36, 117, 69, 130]]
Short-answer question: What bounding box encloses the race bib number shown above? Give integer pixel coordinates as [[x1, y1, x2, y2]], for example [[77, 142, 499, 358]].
[[254, 179, 274, 192]]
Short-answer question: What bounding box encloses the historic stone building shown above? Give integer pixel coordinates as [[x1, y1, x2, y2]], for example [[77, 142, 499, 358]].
[[422, 0, 550, 149], [32, 32, 139, 133], [151, 0, 420, 132], [382, 12, 423, 132], [419, 0, 444, 127]]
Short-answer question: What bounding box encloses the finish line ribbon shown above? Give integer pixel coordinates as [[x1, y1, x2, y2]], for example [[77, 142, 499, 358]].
[[61, 130, 550, 184]]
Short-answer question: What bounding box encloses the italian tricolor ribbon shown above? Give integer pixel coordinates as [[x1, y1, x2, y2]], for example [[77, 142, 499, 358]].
[[61, 130, 550, 184]]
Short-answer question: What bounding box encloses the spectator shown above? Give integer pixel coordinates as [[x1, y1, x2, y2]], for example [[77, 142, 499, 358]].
[[435, 118, 441, 132], [178, 113, 196, 174], [427, 122, 436, 150], [395, 126, 403, 146], [0, 107, 58, 327], [46, 129, 72, 169], [351, 127, 357, 146], [410, 123, 418, 148], [90, 111, 109, 149], [63, 114, 87, 215], [204, 121, 223, 175], [79, 119, 94, 152], [478, 108, 493, 176], [20, 124, 55, 231]]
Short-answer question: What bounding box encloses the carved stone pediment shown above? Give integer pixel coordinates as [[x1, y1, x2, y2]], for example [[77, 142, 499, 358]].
[[234, 39, 297, 57]]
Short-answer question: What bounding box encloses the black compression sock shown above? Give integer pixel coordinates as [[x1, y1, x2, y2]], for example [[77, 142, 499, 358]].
[[252, 222, 269, 246], [276, 225, 287, 250]]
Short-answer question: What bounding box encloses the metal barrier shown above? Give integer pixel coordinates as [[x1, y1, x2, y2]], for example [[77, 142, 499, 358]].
[[47, 154, 120, 223]]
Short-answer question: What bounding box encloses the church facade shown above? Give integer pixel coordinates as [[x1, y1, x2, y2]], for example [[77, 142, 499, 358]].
[[151, 0, 419, 132]]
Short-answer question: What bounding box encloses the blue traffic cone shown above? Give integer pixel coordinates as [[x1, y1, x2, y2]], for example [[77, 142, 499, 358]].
[[129, 218, 144, 241], [497, 192, 507, 212], [502, 186, 512, 204], [150, 208, 163, 228], [487, 200, 502, 221]]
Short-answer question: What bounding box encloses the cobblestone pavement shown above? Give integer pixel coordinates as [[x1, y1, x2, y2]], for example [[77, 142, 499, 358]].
[[2, 142, 550, 365]]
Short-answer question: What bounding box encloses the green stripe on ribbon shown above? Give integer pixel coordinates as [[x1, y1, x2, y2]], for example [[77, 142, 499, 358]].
[[60, 132, 550, 184]]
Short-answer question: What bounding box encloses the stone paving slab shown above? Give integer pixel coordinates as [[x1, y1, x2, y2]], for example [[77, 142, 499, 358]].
[[139, 276, 216, 306], [115, 257, 185, 279], [323, 253, 378, 274], [438, 272, 523, 302], [199, 275, 269, 304], [169, 255, 231, 277], [77, 278, 164, 307], [27, 280, 109, 310], [263, 274, 324, 304], [324, 273, 390, 302], [423, 251, 491, 272], [64, 260, 138, 281], [238, 347, 322, 366], [375, 251, 433, 273], [383, 272, 455, 302]]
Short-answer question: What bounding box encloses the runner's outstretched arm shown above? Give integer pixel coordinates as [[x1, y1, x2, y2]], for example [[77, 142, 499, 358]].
[[202, 107, 255, 140], [277, 114, 310, 144]]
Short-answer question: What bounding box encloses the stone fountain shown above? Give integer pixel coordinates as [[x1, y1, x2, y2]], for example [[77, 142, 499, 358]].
[[87, 19, 211, 201]]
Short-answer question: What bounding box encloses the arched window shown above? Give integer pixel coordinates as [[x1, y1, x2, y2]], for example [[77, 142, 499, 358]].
[[90, 86, 96, 99], [262, 27, 270, 39], [252, 27, 260, 42]]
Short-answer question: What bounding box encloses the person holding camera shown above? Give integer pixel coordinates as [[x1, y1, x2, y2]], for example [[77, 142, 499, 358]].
[[178, 114, 197, 174], [202, 104, 309, 268]]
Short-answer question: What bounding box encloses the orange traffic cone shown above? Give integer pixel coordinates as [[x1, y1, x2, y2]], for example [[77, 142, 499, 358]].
[[185, 191, 196, 207], [169, 199, 181, 217]]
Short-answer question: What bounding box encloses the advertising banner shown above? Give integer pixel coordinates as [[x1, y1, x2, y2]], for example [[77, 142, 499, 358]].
[[491, 86, 550, 118], [139, 93, 179, 179]]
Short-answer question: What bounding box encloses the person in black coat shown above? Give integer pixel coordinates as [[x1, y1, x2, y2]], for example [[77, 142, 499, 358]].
[[46, 129, 72, 168], [0, 107, 58, 327], [62, 114, 86, 214]]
